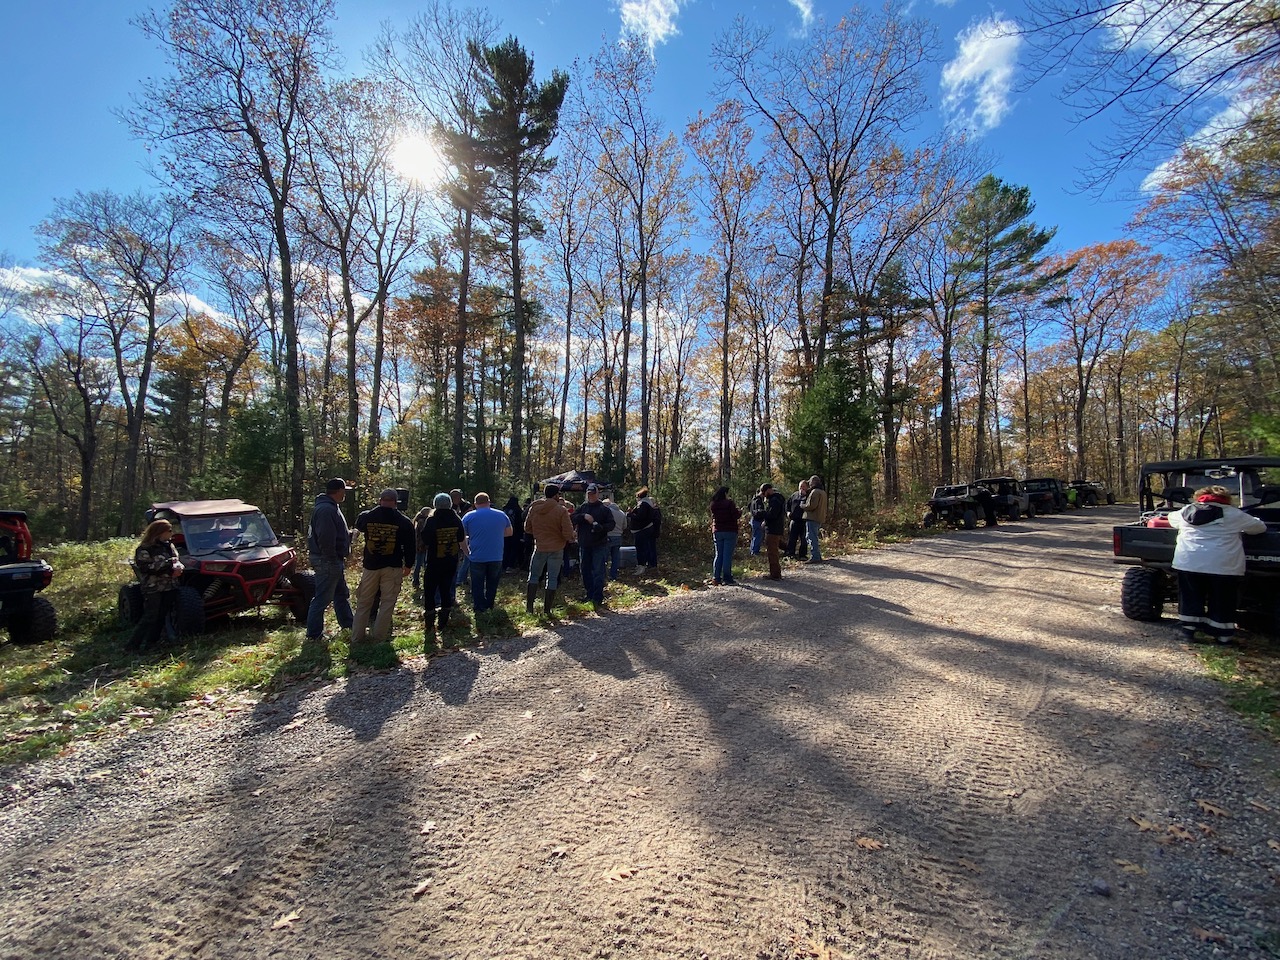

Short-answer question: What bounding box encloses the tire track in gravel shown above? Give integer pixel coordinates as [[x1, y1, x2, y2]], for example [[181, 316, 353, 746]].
[[2, 508, 1279, 959]]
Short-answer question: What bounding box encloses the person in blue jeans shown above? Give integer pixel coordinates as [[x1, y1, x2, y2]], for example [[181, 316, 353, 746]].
[[709, 486, 741, 585], [306, 477, 355, 641], [572, 484, 615, 608], [461, 492, 512, 614]]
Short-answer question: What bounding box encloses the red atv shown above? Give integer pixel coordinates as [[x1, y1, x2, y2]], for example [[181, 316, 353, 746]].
[[119, 499, 314, 637], [0, 510, 57, 645]]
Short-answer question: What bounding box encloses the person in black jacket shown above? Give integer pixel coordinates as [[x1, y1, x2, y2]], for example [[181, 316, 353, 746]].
[[420, 492, 467, 640], [785, 479, 810, 560], [305, 477, 354, 642], [572, 484, 615, 609], [350, 488, 415, 644], [762, 483, 787, 580], [502, 495, 525, 571]]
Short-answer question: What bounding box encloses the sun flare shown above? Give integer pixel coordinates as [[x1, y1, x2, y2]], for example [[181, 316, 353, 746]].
[[390, 133, 446, 188]]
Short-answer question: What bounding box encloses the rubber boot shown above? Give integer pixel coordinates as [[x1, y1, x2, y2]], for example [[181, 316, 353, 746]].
[[526, 584, 538, 614], [543, 589, 556, 616]]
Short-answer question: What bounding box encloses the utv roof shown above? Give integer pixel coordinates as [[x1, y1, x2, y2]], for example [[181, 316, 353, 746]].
[[1138, 457, 1280, 474], [0, 510, 29, 521], [150, 499, 264, 517]]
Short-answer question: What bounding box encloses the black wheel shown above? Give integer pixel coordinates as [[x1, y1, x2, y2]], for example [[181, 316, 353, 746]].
[[1007, 505, 1020, 521], [167, 585, 205, 639], [118, 583, 143, 626], [7, 595, 57, 644], [1026, 502, 1037, 519], [922, 511, 937, 528], [1107, 493, 1116, 505], [1086, 492, 1099, 507], [288, 570, 316, 622], [1120, 566, 1165, 621], [962, 509, 977, 530]]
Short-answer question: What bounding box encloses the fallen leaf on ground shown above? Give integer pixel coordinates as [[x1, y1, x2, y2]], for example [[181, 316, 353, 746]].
[[578, 770, 597, 783], [1167, 824, 1196, 842], [1193, 926, 1227, 943], [279, 718, 305, 733], [220, 861, 242, 877], [460, 731, 480, 745], [604, 867, 636, 883], [272, 910, 301, 930], [251, 789, 263, 797], [412, 879, 432, 898], [551, 845, 568, 857], [1248, 799, 1272, 813], [1004, 788, 1025, 798], [1114, 859, 1146, 875], [1267, 839, 1280, 852], [1196, 799, 1229, 817], [1198, 822, 1217, 837], [420, 821, 436, 834], [1130, 816, 1158, 832], [522, 710, 534, 720], [855, 836, 883, 850]]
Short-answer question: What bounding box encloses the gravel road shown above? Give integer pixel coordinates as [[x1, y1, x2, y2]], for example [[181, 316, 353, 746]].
[[2, 507, 1278, 959]]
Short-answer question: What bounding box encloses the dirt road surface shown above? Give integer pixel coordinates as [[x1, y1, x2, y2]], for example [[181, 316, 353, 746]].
[[2, 508, 1279, 959]]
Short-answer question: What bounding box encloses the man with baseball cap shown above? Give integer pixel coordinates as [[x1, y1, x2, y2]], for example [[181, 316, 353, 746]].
[[305, 477, 355, 642], [571, 483, 615, 609], [350, 488, 415, 643]]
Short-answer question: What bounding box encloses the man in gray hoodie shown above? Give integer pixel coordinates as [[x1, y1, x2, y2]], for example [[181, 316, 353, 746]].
[[306, 477, 354, 641]]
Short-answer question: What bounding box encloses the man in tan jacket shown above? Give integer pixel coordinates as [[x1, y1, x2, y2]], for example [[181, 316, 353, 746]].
[[524, 484, 577, 614], [802, 475, 827, 562]]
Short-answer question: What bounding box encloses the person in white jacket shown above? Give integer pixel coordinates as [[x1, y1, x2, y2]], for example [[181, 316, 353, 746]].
[[1167, 484, 1266, 644]]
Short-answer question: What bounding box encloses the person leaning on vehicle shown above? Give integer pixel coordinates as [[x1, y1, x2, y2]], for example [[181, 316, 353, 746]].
[[128, 519, 183, 651], [350, 488, 415, 644], [1168, 484, 1266, 645], [306, 477, 355, 643]]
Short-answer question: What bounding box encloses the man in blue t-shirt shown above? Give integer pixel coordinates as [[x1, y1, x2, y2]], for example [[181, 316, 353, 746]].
[[461, 492, 513, 613]]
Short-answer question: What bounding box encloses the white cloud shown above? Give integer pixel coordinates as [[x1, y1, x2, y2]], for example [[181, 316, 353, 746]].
[[941, 16, 1021, 134], [618, 0, 681, 50], [788, 0, 814, 27]]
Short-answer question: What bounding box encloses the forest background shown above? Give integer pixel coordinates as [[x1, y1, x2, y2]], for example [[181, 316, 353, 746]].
[[1, 0, 1278, 542]]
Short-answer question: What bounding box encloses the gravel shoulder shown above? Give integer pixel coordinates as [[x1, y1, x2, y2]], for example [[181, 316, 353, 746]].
[[2, 508, 1279, 959]]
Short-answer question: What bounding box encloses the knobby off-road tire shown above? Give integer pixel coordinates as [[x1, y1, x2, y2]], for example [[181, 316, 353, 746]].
[[288, 570, 316, 623], [1120, 566, 1165, 621], [1026, 502, 1037, 519], [7, 595, 57, 644], [922, 512, 937, 528], [118, 583, 143, 626], [962, 509, 978, 530], [167, 585, 206, 639], [1007, 505, 1020, 521]]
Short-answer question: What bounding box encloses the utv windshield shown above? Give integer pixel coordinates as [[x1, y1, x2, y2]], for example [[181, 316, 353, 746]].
[[180, 512, 280, 555]]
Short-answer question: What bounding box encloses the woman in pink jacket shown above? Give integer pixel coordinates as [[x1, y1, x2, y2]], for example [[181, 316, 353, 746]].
[[1168, 485, 1266, 644]]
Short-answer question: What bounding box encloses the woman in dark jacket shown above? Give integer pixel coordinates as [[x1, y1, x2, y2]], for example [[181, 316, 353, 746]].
[[708, 486, 742, 586], [129, 519, 182, 650]]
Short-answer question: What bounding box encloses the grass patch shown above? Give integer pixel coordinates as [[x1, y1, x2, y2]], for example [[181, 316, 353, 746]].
[[1198, 640, 1280, 741]]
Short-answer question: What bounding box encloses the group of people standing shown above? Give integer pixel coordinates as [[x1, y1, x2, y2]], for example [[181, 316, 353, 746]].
[[301, 478, 663, 647], [711, 476, 827, 585]]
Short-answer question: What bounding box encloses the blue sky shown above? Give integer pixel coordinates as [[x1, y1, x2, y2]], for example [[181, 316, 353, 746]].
[[0, 0, 1150, 267]]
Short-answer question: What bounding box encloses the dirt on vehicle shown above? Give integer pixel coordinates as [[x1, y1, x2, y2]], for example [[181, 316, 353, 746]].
[[2, 509, 1278, 959]]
